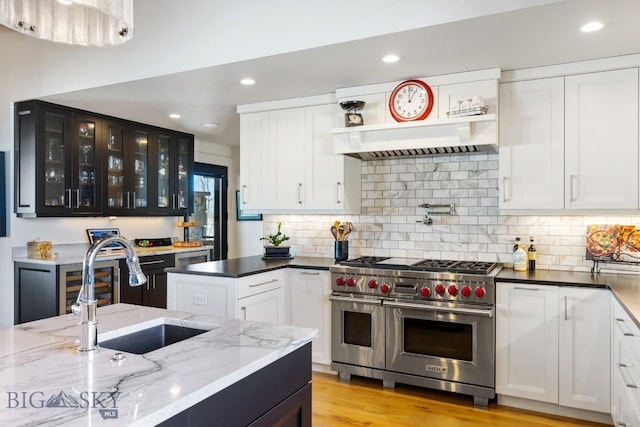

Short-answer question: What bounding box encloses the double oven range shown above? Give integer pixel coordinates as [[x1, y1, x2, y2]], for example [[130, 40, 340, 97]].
[[329, 256, 501, 408]]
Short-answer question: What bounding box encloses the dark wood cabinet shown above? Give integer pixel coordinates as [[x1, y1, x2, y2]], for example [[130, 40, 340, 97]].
[[158, 343, 312, 427], [14, 100, 193, 217], [120, 253, 174, 309]]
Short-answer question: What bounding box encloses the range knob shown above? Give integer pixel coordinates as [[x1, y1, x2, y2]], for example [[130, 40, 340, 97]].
[[461, 286, 472, 297], [448, 285, 458, 297], [335, 276, 345, 286], [420, 287, 431, 298], [381, 283, 391, 294], [475, 287, 486, 298], [368, 279, 378, 289], [435, 284, 445, 296], [346, 277, 356, 287]]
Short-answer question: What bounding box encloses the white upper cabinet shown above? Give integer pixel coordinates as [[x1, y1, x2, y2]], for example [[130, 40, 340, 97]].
[[239, 112, 273, 210], [500, 65, 640, 212], [238, 96, 361, 214], [499, 77, 565, 210], [565, 68, 639, 210]]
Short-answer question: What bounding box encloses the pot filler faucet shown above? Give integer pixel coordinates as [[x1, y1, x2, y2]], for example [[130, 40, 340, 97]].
[[72, 235, 146, 352]]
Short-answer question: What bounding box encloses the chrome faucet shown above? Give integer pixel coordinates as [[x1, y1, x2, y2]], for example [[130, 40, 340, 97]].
[[72, 236, 146, 352]]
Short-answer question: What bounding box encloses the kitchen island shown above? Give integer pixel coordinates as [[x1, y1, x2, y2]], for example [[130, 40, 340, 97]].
[[0, 303, 316, 426]]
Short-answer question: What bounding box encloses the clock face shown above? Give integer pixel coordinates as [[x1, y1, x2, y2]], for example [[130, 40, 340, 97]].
[[389, 79, 434, 122]]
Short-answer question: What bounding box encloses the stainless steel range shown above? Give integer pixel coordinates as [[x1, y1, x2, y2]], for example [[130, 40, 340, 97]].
[[329, 256, 501, 408]]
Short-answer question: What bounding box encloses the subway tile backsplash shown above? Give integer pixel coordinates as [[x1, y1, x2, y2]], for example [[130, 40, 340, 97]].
[[263, 153, 640, 273]]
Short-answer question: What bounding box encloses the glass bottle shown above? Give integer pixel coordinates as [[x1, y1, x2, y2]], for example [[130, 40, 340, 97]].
[[528, 236, 536, 271], [513, 237, 527, 272]]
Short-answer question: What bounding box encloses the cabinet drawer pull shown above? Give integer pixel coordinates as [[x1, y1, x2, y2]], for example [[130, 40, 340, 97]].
[[249, 278, 279, 288], [139, 260, 166, 266], [299, 271, 320, 276], [513, 286, 539, 291], [618, 363, 637, 389], [617, 422, 628, 427], [616, 318, 635, 336]]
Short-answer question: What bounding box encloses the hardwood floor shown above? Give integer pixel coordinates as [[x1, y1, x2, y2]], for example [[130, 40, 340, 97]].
[[311, 373, 609, 427]]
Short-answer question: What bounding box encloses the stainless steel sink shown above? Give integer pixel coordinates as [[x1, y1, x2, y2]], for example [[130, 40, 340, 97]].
[[100, 322, 208, 354]]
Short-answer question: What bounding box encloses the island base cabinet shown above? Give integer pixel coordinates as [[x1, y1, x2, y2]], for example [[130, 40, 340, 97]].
[[612, 297, 640, 426], [238, 287, 285, 324], [158, 343, 312, 427]]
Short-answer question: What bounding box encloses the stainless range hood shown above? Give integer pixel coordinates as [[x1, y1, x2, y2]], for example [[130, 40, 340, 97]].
[[331, 115, 498, 160]]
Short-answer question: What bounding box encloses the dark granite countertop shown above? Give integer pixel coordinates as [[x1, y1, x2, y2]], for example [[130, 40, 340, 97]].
[[167, 255, 337, 278], [498, 268, 640, 328]]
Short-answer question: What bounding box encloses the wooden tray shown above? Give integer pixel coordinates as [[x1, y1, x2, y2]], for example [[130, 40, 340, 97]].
[[177, 221, 198, 227], [173, 241, 203, 247]]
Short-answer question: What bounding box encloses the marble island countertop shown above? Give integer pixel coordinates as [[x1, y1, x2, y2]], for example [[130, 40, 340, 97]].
[[0, 304, 317, 427]]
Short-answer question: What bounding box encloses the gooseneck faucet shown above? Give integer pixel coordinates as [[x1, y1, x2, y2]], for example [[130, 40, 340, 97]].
[[72, 236, 146, 352]]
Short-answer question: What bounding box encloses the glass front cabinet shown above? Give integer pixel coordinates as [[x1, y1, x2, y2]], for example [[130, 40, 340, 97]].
[[14, 100, 193, 217]]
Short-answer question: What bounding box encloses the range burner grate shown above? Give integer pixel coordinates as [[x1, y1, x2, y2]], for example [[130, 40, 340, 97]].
[[340, 256, 390, 266], [410, 259, 497, 275]]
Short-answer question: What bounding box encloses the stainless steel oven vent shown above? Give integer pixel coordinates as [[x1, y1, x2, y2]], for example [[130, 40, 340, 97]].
[[346, 145, 482, 160]]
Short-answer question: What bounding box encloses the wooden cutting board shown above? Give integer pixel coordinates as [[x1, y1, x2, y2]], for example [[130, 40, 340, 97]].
[[173, 241, 203, 247]]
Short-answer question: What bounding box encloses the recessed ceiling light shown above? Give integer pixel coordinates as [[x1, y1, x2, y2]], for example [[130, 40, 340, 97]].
[[169, 113, 181, 119], [581, 21, 604, 32], [240, 78, 256, 85], [382, 54, 400, 63], [200, 122, 219, 128]]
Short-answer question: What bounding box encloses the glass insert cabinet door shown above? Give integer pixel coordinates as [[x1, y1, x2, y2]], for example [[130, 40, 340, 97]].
[[133, 130, 149, 208], [43, 111, 66, 207], [106, 122, 125, 208], [157, 134, 171, 208], [75, 117, 98, 209], [177, 137, 189, 209]]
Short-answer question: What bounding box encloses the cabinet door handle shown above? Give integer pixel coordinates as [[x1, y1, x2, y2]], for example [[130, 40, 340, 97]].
[[336, 182, 342, 204], [74, 189, 80, 209], [502, 177, 510, 202], [300, 271, 320, 276], [513, 286, 539, 291], [242, 185, 247, 205], [139, 260, 166, 266], [132, 192, 136, 209], [249, 278, 279, 288], [152, 275, 156, 290], [616, 318, 635, 336], [65, 188, 72, 209], [241, 306, 247, 320], [569, 174, 577, 201], [618, 363, 637, 389], [298, 183, 303, 204], [564, 296, 568, 321], [125, 192, 130, 209]]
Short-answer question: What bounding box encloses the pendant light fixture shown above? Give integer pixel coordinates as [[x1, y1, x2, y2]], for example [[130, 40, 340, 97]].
[[0, 0, 134, 46]]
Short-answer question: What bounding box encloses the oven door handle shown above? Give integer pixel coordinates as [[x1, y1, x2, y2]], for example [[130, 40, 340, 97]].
[[384, 301, 494, 318], [329, 295, 382, 306]]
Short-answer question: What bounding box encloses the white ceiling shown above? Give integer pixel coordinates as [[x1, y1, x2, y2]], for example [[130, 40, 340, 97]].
[[39, 0, 640, 147]]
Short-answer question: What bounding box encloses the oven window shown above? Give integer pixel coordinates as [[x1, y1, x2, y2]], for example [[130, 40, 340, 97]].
[[404, 318, 472, 361], [344, 311, 371, 347]]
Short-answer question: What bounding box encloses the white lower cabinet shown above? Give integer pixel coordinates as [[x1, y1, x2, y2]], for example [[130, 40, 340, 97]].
[[288, 269, 331, 366], [612, 297, 640, 426], [497, 282, 610, 415], [167, 269, 285, 324]]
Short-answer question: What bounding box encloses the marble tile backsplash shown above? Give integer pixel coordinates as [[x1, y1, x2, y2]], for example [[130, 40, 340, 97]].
[[263, 153, 640, 272]]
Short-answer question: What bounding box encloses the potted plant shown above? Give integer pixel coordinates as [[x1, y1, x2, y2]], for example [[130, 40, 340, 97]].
[[260, 222, 291, 257]]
